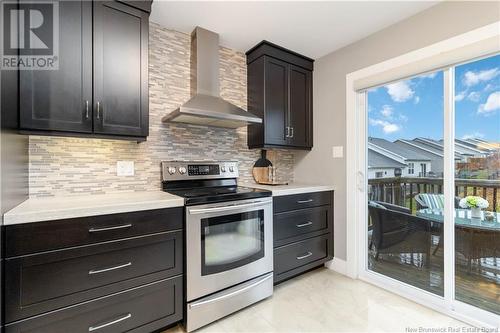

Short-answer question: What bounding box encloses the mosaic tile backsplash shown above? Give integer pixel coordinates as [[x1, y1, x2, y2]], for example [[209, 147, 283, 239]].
[[29, 23, 294, 197]]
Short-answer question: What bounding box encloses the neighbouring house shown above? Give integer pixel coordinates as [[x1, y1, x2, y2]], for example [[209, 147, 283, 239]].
[[394, 139, 466, 177], [368, 148, 407, 179], [368, 138, 432, 178]]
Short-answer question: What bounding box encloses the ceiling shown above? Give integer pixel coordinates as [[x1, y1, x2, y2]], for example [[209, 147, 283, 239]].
[[150, 1, 438, 59]]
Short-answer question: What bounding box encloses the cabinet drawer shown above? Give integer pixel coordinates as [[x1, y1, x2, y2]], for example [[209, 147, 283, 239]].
[[5, 207, 182, 257], [274, 234, 332, 282], [274, 206, 331, 246], [273, 191, 332, 213], [5, 231, 182, 322], [5, 276, 183, 333]]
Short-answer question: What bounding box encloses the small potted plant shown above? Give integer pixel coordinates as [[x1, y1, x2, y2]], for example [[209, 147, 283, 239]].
[[459, 196, 489, 219]]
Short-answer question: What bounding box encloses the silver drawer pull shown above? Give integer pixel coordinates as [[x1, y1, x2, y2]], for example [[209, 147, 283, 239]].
[[296, 221, 313, 228], [297, 199, 313, 204], [89, 262, 132, 275], [88, 224, 132, 233], [189, 273, 273, 309], [89, 313, 132, 331], [296, 252, 313, 260]]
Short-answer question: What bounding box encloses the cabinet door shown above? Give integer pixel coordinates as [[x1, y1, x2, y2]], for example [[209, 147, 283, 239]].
[[19, 1, 92, 133], [264, 57, 288, 146], [288, 65, 312, 148], [93, 1, 148, 137]]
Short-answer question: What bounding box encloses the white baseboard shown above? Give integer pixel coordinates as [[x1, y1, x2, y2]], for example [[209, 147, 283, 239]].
[[325, 258, 348, 276]]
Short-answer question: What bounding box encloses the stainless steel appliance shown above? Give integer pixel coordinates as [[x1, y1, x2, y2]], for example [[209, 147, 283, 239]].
[[161, 161, 273, 332], [162, 27, 262, 128]]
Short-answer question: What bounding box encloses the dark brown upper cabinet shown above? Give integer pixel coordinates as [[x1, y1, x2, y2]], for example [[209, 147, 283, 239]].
[[246, 41, 313, 150], [19, 0, 150, 141], [93, 1, 149, 138], [20, 1, 93, 134]]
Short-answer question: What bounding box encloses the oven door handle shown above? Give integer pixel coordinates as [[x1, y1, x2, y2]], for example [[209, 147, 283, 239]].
[[188, 273, 273, 309], [188, 200, 270, 215]]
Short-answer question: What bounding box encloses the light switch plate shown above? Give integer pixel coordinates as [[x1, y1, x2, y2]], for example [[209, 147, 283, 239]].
[[332, 146, 344, 158], [117, 161, 134, 176]]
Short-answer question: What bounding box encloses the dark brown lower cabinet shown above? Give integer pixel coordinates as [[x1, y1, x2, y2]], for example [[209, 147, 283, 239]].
[[5, 276, 183, 333], [3, 208, 184, 331], [5, 231, 182, 322], [273, 191, 334, 284]]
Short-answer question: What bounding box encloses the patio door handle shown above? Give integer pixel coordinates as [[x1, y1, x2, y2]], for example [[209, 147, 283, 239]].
[[357, 171, 365, 192]]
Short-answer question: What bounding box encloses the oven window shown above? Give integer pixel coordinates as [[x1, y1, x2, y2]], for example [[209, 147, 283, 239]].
[[201, 210, 264, 275]]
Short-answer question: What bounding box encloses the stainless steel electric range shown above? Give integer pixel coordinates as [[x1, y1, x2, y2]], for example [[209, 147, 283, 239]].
[[161, 161, 273, 332]]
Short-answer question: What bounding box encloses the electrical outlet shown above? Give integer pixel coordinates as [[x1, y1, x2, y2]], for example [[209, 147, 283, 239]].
[[332, 146, 343, 158], [117, 161, 134, 176]]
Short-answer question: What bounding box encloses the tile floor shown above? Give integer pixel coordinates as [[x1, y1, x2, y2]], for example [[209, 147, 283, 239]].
[[164, 267, 471, 332]]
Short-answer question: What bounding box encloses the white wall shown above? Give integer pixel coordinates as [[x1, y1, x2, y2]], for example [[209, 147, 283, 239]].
[[368, 168, 398, 179], [293, 1, 500, 260]]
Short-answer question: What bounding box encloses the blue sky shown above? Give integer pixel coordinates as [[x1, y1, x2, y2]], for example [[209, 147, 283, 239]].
[[368, 54, 500, 142]]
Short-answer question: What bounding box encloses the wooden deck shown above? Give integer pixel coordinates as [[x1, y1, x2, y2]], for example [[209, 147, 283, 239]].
[[367, 236, 499, 315]]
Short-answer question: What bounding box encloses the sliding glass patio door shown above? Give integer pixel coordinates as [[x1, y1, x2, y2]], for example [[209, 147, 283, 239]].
[[360, 53, 499, 324], [366, 70, 445, 297], [453, 56, 499, 316]]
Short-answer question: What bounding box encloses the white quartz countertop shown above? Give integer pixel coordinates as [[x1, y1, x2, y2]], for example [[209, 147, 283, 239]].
[[242, 182, 334, 197], [3, 191, 185, 225]]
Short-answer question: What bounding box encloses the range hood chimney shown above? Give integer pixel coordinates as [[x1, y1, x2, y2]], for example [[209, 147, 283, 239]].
[[162, 27, 262, 128]]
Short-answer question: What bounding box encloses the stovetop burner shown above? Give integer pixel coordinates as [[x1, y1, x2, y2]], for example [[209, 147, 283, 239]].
[[161, 161, 271, 206]]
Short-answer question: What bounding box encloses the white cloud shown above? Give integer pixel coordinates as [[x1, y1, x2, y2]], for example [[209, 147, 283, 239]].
[[463, 68, 500, 87], [419, 72, 437, 79], [467, 91, 481, 102], [455, 91, 466, 102], [398, 114, 408, 122], [462, 132, 485, 140], [369, 118, 401, 134], [484, 83, 497, 92], [478, 91, 500, 114], [386, 81, 414, 102], [380, 105, 393, 118], [414, 96, 420, 104]]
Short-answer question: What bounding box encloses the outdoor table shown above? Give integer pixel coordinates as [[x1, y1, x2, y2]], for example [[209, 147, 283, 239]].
[[416, 208, 499, 271]]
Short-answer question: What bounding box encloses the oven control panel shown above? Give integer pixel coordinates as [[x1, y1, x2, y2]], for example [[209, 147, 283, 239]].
[[188, 164, 219, 176], [161, 161, 238, 181]]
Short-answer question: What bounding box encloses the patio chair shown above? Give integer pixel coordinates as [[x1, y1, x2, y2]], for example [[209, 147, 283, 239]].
[[414, 193, 459, 255], [368, 204, 432, 267], [414, 193, 460, 210], [372, 201, 411, 214]]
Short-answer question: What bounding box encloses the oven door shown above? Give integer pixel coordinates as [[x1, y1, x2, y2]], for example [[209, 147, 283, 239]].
[[186, 197, 273, 301]]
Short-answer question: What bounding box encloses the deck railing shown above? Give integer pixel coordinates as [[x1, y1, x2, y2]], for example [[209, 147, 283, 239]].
[[368, 177, 500, 212]]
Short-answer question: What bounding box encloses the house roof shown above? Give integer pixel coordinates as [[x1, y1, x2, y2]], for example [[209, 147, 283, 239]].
[[368, 137, 431, 161], [396, 139, 462, 160], [412, 138, 464, 159], [457, 138, 498, 152], [368, 149, 407, 169]]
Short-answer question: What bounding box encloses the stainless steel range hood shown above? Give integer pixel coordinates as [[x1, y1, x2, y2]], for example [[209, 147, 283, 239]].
[[162, 27, 262, 128]]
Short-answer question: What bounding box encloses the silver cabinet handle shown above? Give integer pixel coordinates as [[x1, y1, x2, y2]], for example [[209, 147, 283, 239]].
[[285, 126, 290, 138], [89, 262, 132, 275], [290, 127, 294, 138], [88, 224, 132, 233], [297, 199, 313, 204], [188, 200, 270, 215], [85, 100, 89, 119], [296, 221, 313, 228], [88, 313, 131, 332], [189, 273, 273, 309], [96, 101, 101, 119], [296, 252, 313, 260]]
